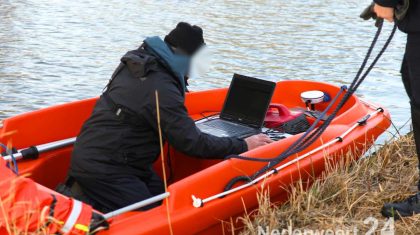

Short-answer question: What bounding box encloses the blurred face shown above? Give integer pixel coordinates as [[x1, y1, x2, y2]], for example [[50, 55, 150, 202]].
[[188, 46, 212, 80]]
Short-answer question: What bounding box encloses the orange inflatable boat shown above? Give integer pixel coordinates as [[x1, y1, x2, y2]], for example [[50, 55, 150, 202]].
[[0, 80, 390, 234]]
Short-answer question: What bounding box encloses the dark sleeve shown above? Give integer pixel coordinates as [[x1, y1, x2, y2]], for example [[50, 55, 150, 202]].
[[374, 0, 399, 7], [145, 79, 248, 159]]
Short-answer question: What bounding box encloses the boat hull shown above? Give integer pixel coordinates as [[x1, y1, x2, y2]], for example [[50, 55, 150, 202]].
[[0, 80, 391, 234]]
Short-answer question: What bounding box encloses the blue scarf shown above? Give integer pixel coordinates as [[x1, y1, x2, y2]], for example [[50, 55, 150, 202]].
[[144, 36, 190, 93]]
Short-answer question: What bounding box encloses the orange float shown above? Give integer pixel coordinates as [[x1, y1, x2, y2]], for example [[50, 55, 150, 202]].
[[0, 80, 390, 234]]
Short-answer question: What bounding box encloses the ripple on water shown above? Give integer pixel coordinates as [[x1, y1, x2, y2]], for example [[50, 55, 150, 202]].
[[0, 0, 410, 137]]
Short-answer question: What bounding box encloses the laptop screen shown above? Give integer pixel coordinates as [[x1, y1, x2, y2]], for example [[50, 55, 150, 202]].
[[220, 74, 276, 128]]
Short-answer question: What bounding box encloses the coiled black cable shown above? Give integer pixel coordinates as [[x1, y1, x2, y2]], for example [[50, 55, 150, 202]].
[[224, 21, 397, 192]]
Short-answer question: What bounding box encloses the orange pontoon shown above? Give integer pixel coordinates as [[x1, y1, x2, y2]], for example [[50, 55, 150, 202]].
[[0, 80, 390, 234]]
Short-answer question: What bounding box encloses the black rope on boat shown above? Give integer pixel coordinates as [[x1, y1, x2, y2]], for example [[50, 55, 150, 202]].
[[221, 176, 252, 198], [224, 21, 397, 192]]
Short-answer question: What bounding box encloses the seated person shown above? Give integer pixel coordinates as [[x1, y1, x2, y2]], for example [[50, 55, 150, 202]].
[[68, 22, 272, 213]]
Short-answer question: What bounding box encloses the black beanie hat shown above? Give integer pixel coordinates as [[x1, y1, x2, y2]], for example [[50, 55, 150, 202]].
[[164, 22, 205, 56]]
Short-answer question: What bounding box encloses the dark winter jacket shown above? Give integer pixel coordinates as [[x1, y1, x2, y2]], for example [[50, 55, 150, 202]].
[[374, 0, 420, 33], [70, 37, 247, 179]]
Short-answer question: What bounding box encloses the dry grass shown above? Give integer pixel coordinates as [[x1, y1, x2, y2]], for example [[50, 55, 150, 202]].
[[2, 135, 419, 234], [240, 135, 420, 234]]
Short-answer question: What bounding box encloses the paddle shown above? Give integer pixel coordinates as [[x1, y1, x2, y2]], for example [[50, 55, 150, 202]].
[[1, 137, 76, 161]]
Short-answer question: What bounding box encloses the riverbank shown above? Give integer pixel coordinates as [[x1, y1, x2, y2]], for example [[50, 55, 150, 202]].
[[240, 134, 420, 234]]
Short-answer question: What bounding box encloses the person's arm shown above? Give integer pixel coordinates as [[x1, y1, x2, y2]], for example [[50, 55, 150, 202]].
[[373, 0, 398, 22], [145, 79, 271, 158]]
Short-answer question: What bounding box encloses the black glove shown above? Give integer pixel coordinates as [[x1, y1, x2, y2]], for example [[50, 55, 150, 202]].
[[361, 0, 410, 26], [360, 2, 384, 27]]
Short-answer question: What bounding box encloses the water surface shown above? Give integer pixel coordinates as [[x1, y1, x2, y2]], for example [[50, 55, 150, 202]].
[[0, 0, 410, 139]]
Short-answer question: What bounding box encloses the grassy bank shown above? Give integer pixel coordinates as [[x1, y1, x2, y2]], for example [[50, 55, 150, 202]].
[[240, 135, 420, 234]]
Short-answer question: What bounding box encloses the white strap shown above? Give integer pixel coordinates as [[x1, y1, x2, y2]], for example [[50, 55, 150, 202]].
[[61, 199, 83, 233]]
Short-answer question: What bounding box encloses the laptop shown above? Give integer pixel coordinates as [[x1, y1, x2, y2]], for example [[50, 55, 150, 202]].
[[196, 74, 276, 139]]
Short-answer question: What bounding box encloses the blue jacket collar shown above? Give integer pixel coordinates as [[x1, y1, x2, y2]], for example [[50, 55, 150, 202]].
[[144, 36, 190, 93]]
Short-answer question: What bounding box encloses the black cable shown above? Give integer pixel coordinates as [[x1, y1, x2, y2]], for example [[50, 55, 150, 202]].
[[230, 20, 386, 164], [226, 86, 347, 162], [259, 21, 395, 174], [251, 22, 396, 179], [224, 22, 397, 191]]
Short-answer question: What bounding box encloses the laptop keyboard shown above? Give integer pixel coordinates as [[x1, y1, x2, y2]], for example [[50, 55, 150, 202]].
[[203, 120, 254, 135]]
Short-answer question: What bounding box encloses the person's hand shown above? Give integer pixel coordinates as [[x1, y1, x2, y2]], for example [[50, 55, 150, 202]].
[[244, 134, 273, 150], [374, 4, 394, 22]]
